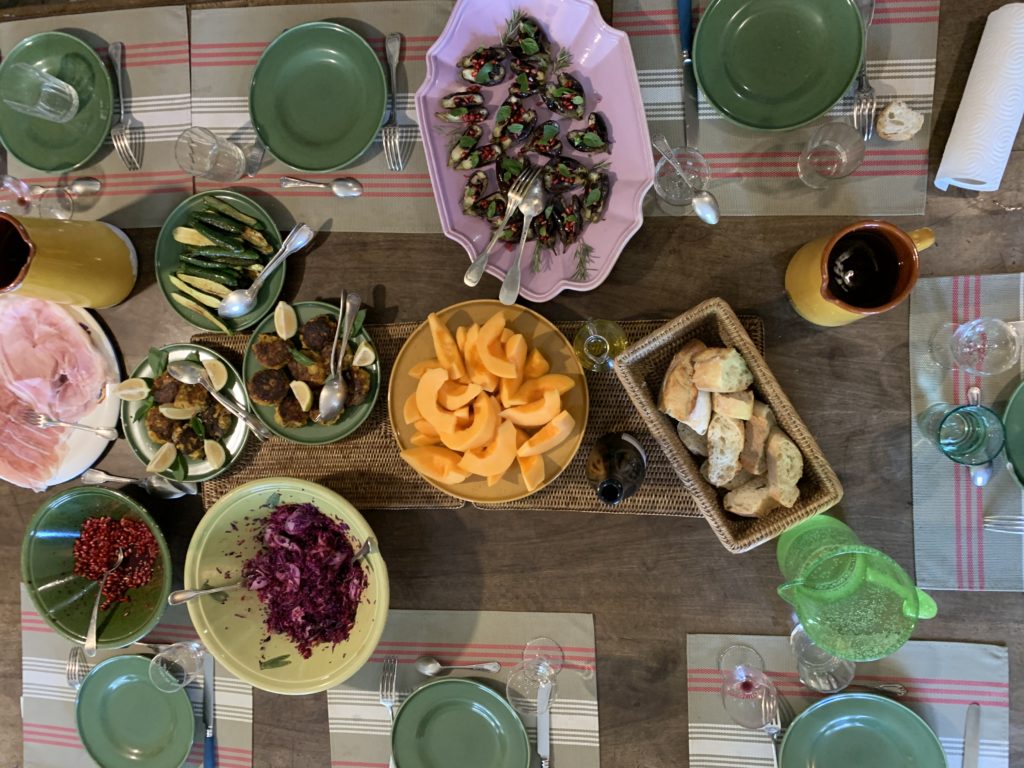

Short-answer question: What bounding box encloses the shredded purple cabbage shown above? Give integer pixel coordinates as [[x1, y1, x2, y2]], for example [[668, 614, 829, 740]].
[[242, 502, 367, 659]]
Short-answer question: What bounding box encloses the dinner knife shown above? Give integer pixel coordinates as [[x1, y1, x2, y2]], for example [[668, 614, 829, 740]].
[[203, 653, 216, 768], [537, 680, 552, 768], [678, 0, 699, 147], [963, 702, 980, 768]]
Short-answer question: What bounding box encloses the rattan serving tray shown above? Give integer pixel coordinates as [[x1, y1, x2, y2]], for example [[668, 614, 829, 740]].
[[614, 297, 843, 552]]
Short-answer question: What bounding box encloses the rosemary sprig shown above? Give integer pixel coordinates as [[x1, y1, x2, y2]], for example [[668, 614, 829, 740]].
[[571, 240, 593, 282], [501, 9, 527, 45], [531, 242, 544, 274], [554, 48, 572, 72]]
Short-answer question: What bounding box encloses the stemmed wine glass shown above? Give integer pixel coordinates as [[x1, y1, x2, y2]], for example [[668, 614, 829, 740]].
[[0, 174, 74, 219], [718, 645, 778, 729], [929, 318, 1024, 376], [506, 636, 563, 716]]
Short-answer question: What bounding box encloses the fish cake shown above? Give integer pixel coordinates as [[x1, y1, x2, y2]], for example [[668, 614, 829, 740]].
[[288, 350, 329, 385], [248, 368, 289, 406], [251, 333, 293, 369], [145, 407, 176, 444], [172, 423, 204, 459], [173, 382, 209, 409], [299, 314, 337, 358], [198, 400, 233, 440], [275, 394, 308, 428], [151, 373, 179, 405], [344, 366, 372, 407]]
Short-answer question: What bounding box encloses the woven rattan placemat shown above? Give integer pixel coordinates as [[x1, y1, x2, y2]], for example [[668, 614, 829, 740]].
[[195, 317, 763, 514]]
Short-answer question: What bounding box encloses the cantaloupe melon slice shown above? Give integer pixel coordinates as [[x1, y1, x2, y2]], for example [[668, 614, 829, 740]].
[[455, 325, 468, 354], [414, 419, 439, 437], [403, 393, 422, 425], [409, 359, 441, 379], [517, 410, 575, 457], [454, 406, 471, 427], [506, 374, 575, 406], [458, 419, 518, 477], [464, 323, 499, 392], [500, 328, 513, 343], [401, 445, 470, 484], [499, 334, 528, 407], [428, 312, 467, 381], [438, 380, 482, 410], [518, 453, 545, 491], [410, 431, 440, 447], [438, 393, 499, 452], [415, 368, 457, 433], [524, 348, 550, 378], [477, 312, 516, 379], [501, 389, 561, 428]]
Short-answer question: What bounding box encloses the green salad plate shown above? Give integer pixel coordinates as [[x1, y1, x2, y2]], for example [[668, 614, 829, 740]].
[[0, 31, 114, 172], [780, 693, 947, 768], [693, 0, 864, 131], [21, 488, 171, 649], [242, 300, 380, 444], [121, 343, 250, 483], [77, 656, 195, 768], [249, 22, 388, 172], [156, 189, 285, 333], [184, 477, 389, 694], [1002, 380, 1024, 484], [392, 678, 531, 768]]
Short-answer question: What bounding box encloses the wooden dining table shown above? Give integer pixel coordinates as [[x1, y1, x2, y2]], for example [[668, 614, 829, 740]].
[[1, 0, 1021, 765]]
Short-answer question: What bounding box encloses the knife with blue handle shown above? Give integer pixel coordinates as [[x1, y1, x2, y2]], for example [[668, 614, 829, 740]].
[[678, 0, 699, 147], [203, 653, 216, 768]]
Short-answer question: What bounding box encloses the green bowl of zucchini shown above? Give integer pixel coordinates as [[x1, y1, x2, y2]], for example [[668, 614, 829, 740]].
[[156, 190, 285, 333]]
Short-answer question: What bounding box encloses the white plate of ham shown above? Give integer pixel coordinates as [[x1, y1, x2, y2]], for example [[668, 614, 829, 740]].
[[0, 296, 119, 491]]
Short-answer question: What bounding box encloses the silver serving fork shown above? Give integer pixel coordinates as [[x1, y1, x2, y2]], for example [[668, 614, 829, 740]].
[[108, 42, 143, 170], [851, 0, 877, 140], [379, 655, 399, 767], [381, 33, 405, 171], [984, 516, 1024, 535], [19, 409, 118, 441]]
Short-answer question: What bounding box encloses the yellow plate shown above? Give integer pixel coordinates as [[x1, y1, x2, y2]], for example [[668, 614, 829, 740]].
[[387, 300, 588, 504], [184, 477, 388, 694]]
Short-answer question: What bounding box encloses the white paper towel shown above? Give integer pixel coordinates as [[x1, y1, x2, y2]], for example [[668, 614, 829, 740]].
[[935, 3, 1024, 192]]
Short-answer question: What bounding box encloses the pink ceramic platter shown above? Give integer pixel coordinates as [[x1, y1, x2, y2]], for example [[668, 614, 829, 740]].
[[415, 0, 655, 303]]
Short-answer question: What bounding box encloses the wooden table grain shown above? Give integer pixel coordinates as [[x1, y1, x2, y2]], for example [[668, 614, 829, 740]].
[[1, 1, 1022, 766]]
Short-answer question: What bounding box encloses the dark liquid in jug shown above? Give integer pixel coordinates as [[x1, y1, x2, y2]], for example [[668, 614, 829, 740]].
[[0, 220, 29, 291], [827, 231, 900, 309]]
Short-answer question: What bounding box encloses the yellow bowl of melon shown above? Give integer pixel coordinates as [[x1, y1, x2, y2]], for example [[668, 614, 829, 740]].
[[388, 300, 589, 503]]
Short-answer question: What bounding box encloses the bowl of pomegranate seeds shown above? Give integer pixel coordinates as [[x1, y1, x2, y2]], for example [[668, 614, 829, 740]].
[[21, 487, 172, 649]]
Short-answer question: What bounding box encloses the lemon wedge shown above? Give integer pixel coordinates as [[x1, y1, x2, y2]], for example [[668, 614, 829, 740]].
[[202, 358, 229, 391], [352, 340, 376, 367], [146, 442, 177, 473], [204, 440, 226, 470], [290, 380, 313, 412], [274, 301, 298, 340], [113, 378, 150, 401], [158, 405, 199, 420]]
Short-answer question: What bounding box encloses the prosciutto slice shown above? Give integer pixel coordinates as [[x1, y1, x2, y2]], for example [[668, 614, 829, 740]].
[[0, 385, 62, 491]]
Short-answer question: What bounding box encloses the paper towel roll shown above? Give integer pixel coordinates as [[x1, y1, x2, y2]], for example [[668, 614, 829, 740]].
[[935, 3, 1024, 192]]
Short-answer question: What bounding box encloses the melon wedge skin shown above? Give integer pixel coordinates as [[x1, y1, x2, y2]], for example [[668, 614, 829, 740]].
[[501, 389, 561, 428], [457, 419, 518, 477], [517, 410, 576, 457]]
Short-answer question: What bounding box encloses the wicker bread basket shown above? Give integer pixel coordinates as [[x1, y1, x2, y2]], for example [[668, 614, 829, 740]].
[[614, 297, 843, 552]]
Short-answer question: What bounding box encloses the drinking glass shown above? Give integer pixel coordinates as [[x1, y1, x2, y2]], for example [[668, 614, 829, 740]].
[[797, 122, 865, 189], [175, 127, 247, 182], [523, 636, 564, 673], [573, 319, 628, 371], [718, 647, 777, 730], [36, 188, 74, 220], [929, 318, 1022, 375], [148, 641, 205, 693], [790, 624, 855, 693], [653, 146, 711, 214], [0, 63, 79, 123], [506, 636, 563, 716], [934, 404, 1005, 466]]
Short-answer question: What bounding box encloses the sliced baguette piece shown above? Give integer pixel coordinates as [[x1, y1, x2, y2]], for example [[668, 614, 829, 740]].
[[700, 461, 753, 490], [767, 429, 804, 508], [692, 347, 754, 393], [724, 476, 781, 518], [876, 99, 924, 142], [712, 390, 754, 420], [741, 400, 775, 475], [771, 482, 800, 509], [684, 388, 712, 436], [705, 413, 744, 487], [658, 339, 707, 424], [677, 422, 708, 457]]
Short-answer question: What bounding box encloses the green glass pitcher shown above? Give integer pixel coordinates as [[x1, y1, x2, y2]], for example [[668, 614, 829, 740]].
[[776, 516, 937, 662]]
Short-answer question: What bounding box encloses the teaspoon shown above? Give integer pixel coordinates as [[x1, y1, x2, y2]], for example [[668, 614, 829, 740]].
[[280, 176, 363, 198], [651, 133, 720, 225], [218, 223, 314, 318], [415, 655, 502, 676]]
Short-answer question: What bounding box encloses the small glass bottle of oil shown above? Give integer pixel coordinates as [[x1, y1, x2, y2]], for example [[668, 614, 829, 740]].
[[573, 319, 628, 371]]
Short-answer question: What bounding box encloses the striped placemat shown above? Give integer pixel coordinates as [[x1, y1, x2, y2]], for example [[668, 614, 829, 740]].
[[613, 0, 939, 216], [687, 633, 1010, 768], [909, 273, 1024, 592], [20, 583, 253, 768], [0, 6, 194, 228], [189, 1, 451, 233], [328, 609, 599, 768]]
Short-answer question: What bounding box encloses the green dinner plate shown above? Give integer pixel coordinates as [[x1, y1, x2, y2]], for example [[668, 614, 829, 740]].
[[780, 693, 947, 768], [156, 189, 285, 332], [249, 22, 387, 172], [242, 300, 380, 444], [21, 488, 171, 649], [693, 0, 864, 131], [0, 31, 114, 172], [121, 343, 250, 482], [185, 477, 389, 694], [1004, 381, 1024, 483], [392, 678, 531, 768], [77, 655, 194, 768]]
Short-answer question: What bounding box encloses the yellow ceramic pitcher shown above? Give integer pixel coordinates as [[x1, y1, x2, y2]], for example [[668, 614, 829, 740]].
[[0, 213, 137, 307], [785, 220, 934, 327]]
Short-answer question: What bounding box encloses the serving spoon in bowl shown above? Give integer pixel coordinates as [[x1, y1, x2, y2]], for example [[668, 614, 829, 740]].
[[218, 223, 315, 319], [318, 290, 363, 424], [167, 359, 271, 441]]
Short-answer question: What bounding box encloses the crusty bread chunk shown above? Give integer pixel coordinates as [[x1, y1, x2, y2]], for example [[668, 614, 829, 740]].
[[767, 429, 803, 508], [705, 413, 744, 487], [701, 460, 752, 490], [771, 482, 800, 509], [713, 390, 754, 420], [741, 400, 775, 475], [692, 347, 754, 393], [685, 389, 712, 435], [677, 422, 708, 457], [724, 476, 780, 517], [876, 100, 924, 142], [658, 339, 707, 425]]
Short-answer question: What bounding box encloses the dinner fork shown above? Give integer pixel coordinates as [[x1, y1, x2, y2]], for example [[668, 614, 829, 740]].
[[379, 655, 399, 768], [19, 410, 118, 441], [984, 516, 1024, 534], [464, 165, 543, 287], [66, 646, 89, 690], [381, 33, 405, 171], [108, 42, 143, 170], [851, 0, 877, 140]]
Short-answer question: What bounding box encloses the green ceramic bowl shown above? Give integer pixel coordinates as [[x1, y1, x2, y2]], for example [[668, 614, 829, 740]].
[[21, 488, 171, 649], [242, 301, 380, 444], [184, 477, 389, 694], [249, 22, 388, 172], [0, 31, 114, 172], [155, 189, 284, 333]]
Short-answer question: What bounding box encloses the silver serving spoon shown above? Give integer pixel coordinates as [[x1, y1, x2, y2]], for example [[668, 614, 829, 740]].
[[80, 467, 197, 498], [279, 176, 363, 198], [318, 290, 363, 424], [218, 223, 314, 318], [166, 359, 272, 441], [415, 655, 502, 676], [651, 133, 720, 225], [29, 177, 102, 198], [83, 547, 125, 657], [498, 176, 545, 305]]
